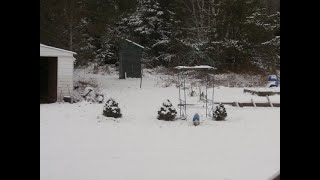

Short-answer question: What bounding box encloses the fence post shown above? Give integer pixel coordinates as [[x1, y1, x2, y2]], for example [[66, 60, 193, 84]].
[[251, 98, 256, 107], [266, 95, 273, 107]]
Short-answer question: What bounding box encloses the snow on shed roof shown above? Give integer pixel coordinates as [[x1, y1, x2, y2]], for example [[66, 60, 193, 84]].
[[175, 65, 216, 70], [125, 39, 145, 49], [40, 44, 77, 55]]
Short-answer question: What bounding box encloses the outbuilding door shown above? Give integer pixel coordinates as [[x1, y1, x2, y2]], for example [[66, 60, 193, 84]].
[[40, 57, 57, 103]]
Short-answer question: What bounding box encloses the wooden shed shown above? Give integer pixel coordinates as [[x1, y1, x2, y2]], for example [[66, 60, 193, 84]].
[[119, 39, 144, 79], [40, 44, 76, 103]]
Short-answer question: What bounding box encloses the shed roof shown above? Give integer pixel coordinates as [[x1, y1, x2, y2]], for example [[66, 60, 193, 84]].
[[40, 44, 77, 55], [124, 39, 145, 49], [175, 65, 216, 70]]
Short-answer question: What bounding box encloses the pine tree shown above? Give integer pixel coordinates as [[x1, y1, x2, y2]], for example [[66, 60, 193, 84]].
[[40, 0, 280, 73], [244, 9, 280, 73], [95, 27, 119, 66], [103, 98, 122, 118], [117, 0, 178, 66], [213, 103, 227, 121], [157, 99, 177, 121]]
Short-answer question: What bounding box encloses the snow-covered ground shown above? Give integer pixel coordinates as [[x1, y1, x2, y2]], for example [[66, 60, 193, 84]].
[[40, 69, 280, 180]]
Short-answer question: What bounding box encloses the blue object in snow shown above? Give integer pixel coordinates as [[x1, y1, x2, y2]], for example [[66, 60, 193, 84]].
[[268, 75, 278, 81], [267, 75, 279, 87], [193, 113, 200, 121]]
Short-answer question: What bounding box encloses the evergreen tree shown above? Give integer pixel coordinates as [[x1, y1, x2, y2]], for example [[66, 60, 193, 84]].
[[212, 104, 227, 121], [103, 98, 122, 118], [40, 0, 280, 73], [117, 0, 179, 67], [157, 99, 177, 121]]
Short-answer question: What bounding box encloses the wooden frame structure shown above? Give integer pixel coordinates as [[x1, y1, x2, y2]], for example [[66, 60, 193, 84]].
[[175, 66, 216, 119]]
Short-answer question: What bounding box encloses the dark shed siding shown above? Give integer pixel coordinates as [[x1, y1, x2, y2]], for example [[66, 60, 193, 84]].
[[119, 40, 143, 79]]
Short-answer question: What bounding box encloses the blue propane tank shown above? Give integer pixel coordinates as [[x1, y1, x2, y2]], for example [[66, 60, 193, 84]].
[[193, 113, 200, 126], [267, 75, 279, 87]]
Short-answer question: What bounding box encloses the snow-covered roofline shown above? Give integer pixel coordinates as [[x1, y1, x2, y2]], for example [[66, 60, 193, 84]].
[[40, 43, 77, 55], [125, 39, 145, 49], [175, 65, 216, 70]]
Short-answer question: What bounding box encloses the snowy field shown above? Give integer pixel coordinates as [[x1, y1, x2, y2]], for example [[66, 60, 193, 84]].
[[40, 70, 280, 180]]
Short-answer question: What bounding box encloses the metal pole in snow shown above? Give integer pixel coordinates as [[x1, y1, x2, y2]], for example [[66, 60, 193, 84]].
[[178, 71, 181, 118], [131, 64, 133, 77], [212, 73, 215, 112], [184, 72, 187, 118], [140, 69, 142, 88], [206, 72, 208, 117]]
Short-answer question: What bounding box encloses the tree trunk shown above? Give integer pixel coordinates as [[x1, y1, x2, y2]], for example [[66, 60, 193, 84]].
[[68, 0, 73, 51], [191, 0, 199, 37]]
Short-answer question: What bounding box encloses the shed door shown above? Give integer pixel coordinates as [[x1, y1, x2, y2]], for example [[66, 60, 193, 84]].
[[40, 57, 57, 103]]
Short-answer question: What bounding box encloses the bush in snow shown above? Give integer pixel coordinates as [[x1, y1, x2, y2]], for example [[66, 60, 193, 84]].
[[212, 104, 227, 121], [157, 99, 177, 121], [103, 98, 122, 118]]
